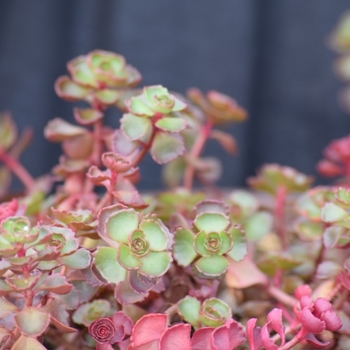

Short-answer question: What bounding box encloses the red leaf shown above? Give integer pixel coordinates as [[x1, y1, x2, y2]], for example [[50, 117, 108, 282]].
[[301, 309, 326, 334], [191, 327, 214, 350], [211, 319, 246, 350], [130, 314, 167, 349], [266, 308, 285, 346], [246, 318, 263, 350], [159, 323, 191, 350]]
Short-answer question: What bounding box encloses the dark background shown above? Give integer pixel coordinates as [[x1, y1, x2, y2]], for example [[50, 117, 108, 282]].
[[1, 0, 350, 190]]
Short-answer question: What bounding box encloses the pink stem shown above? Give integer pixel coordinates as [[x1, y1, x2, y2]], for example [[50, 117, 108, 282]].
[[275, 185, 287, 249], [0, 147, 35, 191], [183, 121, 213, 191]]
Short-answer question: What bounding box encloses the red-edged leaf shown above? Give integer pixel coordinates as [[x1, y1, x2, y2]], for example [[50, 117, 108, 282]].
[[266, 308, 285, 346], [11, 335, 47, 350], [246, 318, 263, 350], [130, 314, 167, 349], [191, 327, 214, 350], [211, 319, 246, 350], [158, 323, 191, 350], [301, 308, 326, 334], [260, 323, 278, 350]]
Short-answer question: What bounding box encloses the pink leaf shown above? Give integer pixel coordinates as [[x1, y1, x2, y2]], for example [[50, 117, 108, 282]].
[[304, 334, 329, 348], [211, 319, 246, 350], [301, 309, 326, 334], [260, 324, 278, 350], [313, 298, 333, 318], [191, 327, 215, 350], [159, 323, 191, 350], [246, 318, 263, 350], [266, 308, 285, 346], [112, 311, 133, 335], [130, 314, 167, 349], [294, 285, 312, 300], [320, 311, 342, 331]]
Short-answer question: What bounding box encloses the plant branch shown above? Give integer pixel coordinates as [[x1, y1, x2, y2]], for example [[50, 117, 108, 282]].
[[0, 146, 35, 191], [183, 121, 213, 191], [132, 125, 156, 167], [267, 285, 297, 308]]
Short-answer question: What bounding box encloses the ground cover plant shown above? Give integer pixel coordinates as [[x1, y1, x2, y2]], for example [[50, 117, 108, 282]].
[[2, 14, 350, 350]]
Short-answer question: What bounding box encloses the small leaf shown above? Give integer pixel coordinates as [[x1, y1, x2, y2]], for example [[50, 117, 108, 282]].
[[11, 335, 47, 350], [155, 117, 187, 133], [59, 248, 91, 270], [54, 76, 90, 101], [245, 212, 273, 241], [195, 255, 229, 277], [34, 274, 72, 294], [15, 307, 50, 336], [94, 246, 127, 284], [178, 296, 201, 328], [194, 212, 230, 233], [139, 251, 172, 277], [111, 129, 139, 157], [121, 113, 152, 141], [173, 228, 197, 266], [0, 113, 17, 150], [321, 203, 348, 223], [323, 226, 344, 248], [316, 261, 341, 279], [210, 130, 237, 155], [0, 297, 19, 318], [139, 220, 168, 251], [95, 89, 120, 105], [151, 132, 185, 164], [74, 108, 103, 125], [44, 118, 86, 142], [119, 244, 142, 270], [226, 225, 247, 262], [159, 324, 192, 350]]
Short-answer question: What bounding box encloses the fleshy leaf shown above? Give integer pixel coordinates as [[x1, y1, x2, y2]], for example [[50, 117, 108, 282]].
[[200, 298, 231, 327], [34, 274, 72, 294], [139, 220, 168, 251], [323, 226, 344, 248], [94, 247, 127, 284], [119, 244, 142, 270], [11, 335, 47, 350], [111, 129, 139, 157], [15, 307, 50, 336], [44, 118, 86, 142], [74, 108, 103, 125], [151, 132, 185, 164], [177, 296, 201, 328], [195, 255, 229, 277], [130, 313, 167, 348], [121, 113, 152, 141], [59, 248, 91, 269], [0, 297, 19, 318], [245, 212, 273, 241], [321, 203, 348, 223], [128, 95, 154, 116], [173, 228, 197, 266], [139, 251, 172, 277], [158, 324, 192, 350], [54, 76, 90, 101], [194, 212, 230, 233], [0, 113, 17, 150], [212, 319, 246, 350], [155, 117, 187, 133], [226, 225, 247, 261], [95, 89, 120, 105]]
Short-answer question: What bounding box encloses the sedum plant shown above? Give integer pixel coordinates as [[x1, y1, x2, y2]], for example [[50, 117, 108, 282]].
[[3, 15, 350, 348]]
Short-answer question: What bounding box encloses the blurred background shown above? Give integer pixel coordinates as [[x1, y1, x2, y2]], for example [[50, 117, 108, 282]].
[[1, 0, 350, 190]]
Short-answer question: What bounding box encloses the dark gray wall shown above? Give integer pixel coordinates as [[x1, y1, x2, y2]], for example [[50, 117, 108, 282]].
[[1, 0, 350, 189]]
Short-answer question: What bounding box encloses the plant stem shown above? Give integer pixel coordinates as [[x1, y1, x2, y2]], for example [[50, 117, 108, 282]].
[[183, 121, 213, 191], [275, 185, 287, 249], [132, 125, 156, 167], [267, 285, 297, 308], [0, 146, 35, 191], [92, 119, 103, 166], [278, 334, 301, 350]]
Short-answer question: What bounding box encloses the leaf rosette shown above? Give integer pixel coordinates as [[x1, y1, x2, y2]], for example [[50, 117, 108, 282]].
[[96, 204, 173, 279], [173, 200, 247, 278]]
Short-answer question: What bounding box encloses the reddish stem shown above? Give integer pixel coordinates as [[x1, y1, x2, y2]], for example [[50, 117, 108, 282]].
[[108, 172, 117, 205], [275, 185, 287, 249], [0, 147, 35, 191], [132, 125, 157, 167], [183, 121, 213, 191]]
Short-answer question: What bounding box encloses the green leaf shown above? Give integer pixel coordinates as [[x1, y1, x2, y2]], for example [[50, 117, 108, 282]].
[[94, 247, 126, 284], [173, 228, 197, 266], [177, 296, 201, 328], [316, 261, 341, 279], [323, 226, 344, 248], [151, 132, 185, 164], [245, 212, 273, 241], [321, 203, 348, 223], [121, 113, 152, 141], [105, 209, 139, 243], [15, 307, 50, 336], [73, 108, 103, 125], [0, 113, 17, 150], [118, 244, 142, 269], [194, 231, 211, 257], [139, 251, 172, 277], [44, 118, 86, 142], [34, 274, 72, 294], [54, 76, 90, 101], [200, 298, 231, 327], [0, 297, 19, 318], [72, 299, 112, 326], [59, 248, 91, 270], [139, 220, 168, 251], [11, 335, 47, 350], [194, 212, 230, 233], [155, 117, 187, 133], [95, 89, 120, 105], [226, 226, 247, 262], [294, 219, 324, 241], [195, 255, 229, 277], [128, 95, 154, 116]]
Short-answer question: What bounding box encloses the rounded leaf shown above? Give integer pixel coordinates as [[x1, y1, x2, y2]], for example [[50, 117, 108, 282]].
[[173, 228, 197, 266], [121, 113, 152, 141], [118, 244, 142, 270], [194, 212, 230, 233], [15, 307, 50, 336], [151, 132, 185, 164], [155, 117, 187, 133], [159, 323, 192, 350], [321, 203, 348, 223], [139, 251, 172, 277], [178, 296, 201, 328], [195, 255, 229, 277], [139, 220, 168, 251]]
